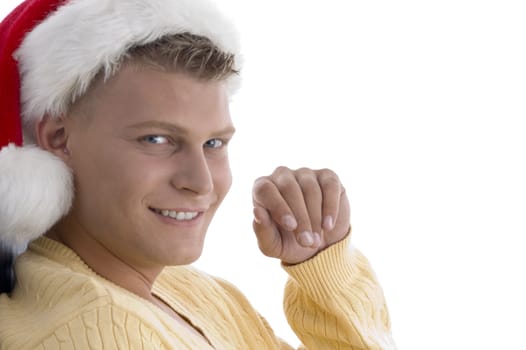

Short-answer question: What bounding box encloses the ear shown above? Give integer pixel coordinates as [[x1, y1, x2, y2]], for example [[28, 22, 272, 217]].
[[35, 115, 70, 162]]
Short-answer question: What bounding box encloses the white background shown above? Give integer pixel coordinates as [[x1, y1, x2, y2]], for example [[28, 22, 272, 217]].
[[2, 1, 526, 349]]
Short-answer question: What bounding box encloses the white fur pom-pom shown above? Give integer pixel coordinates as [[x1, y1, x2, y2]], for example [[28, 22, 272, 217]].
[[0, 144, 73, 254]]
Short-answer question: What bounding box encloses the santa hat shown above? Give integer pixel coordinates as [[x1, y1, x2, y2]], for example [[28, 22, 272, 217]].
[[0, 0, 241, 273]]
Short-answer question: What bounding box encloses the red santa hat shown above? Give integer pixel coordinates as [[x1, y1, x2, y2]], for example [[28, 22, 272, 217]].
[[0, 0, 241, 255]]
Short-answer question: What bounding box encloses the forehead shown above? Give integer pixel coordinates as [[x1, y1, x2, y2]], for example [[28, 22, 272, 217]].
[[75, 64, 231, 130]]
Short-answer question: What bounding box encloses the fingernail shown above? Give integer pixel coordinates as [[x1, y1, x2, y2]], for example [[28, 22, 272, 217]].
[[312, 232, 321, 247], [282, 215, 297, 230], [298, 231, 314, 247], [323, 216, 334, 230]]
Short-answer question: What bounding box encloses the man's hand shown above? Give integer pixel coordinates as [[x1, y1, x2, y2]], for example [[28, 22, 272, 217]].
[[252, 167, 350, 265]]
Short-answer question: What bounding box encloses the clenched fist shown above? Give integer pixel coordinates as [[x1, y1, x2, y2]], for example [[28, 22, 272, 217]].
[[252, 167, 350, 265]]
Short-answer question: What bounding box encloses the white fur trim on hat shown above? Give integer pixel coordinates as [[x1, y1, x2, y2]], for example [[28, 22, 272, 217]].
[[0, 144, 73, 254], [15, 0, 242, 127]]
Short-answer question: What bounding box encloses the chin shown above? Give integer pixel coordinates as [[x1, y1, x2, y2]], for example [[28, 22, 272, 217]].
[[160, 245, 204, 266]]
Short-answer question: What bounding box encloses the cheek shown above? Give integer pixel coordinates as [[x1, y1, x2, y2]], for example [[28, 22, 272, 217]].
[[211, 157, 232, 199], [71, 141, 159, 208]]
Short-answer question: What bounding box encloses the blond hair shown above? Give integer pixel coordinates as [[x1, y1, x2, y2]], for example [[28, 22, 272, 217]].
[[126, 32, 238, 80], [64, 32, 238, 123]]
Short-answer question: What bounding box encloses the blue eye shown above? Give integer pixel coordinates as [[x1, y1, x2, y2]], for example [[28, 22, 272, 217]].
[[204, 138, 224, 149], [142, 135, 169, 145]]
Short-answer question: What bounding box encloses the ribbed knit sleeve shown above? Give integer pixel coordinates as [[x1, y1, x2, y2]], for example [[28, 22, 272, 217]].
[[1, 235, 396, 349], [282, 235, 397, 350]]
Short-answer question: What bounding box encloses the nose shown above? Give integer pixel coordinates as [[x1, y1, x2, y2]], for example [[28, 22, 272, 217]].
[[171, 148, 213, 195]]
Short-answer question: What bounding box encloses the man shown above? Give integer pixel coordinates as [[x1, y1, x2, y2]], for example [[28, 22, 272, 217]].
[[0, 0, 396, 348]]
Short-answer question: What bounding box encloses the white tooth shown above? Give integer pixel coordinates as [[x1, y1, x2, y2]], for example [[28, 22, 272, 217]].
[[157, 209, 198, 220]]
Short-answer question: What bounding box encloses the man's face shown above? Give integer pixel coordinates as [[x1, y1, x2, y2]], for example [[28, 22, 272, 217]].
[[64, 65, 234, 268]]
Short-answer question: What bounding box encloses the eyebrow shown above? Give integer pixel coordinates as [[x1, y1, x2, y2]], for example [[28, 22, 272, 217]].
[[127, 120, 236, 136]]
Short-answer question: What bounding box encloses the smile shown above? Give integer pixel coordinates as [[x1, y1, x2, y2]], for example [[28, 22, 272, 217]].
[[150, 208, 200, 221]]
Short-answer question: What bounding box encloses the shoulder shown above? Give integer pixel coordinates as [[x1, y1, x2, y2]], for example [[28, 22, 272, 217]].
[[0, 246, 166, 349]]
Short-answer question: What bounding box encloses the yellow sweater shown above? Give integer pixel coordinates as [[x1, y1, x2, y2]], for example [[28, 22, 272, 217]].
[[0, 235, 396, 349]]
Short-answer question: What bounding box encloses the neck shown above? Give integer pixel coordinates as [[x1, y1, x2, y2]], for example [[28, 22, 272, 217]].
[[46, 217, 163, 302]]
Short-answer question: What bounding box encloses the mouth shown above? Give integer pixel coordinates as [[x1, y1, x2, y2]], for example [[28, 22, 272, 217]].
[[149, 207, 201, 221]]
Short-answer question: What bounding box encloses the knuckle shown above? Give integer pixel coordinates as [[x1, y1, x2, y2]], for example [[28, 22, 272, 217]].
[[319, 167, 335, 176], [271, 167, 296, 188], [295, 169, 317, 185], [296, 172, 317, 187], [253, 176, 267, 186], [321, 173, 341, 188], [296, 167, 312, 174], [253, 177, 273, 196], [274, 175, 298, 191], [274, 165, 291, 175], [319, 168, 339, 180]]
